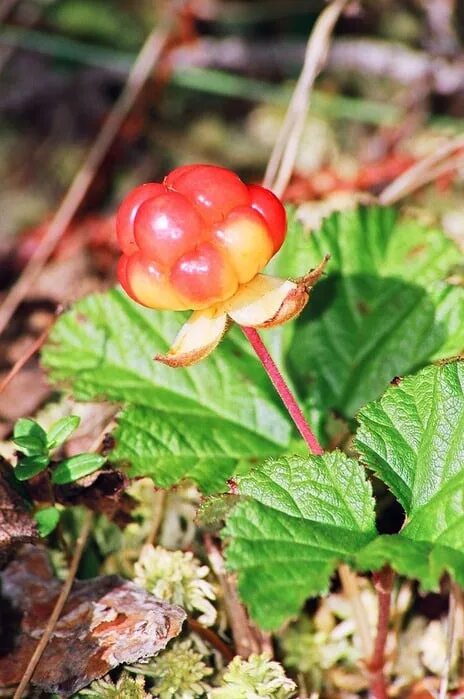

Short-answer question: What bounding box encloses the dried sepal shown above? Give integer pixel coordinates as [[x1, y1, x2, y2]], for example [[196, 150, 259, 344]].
[[225, 274, 306, 328], [225, 255, 330, 329], [296, 254, 330, 289], [155, 308, 228, 367]]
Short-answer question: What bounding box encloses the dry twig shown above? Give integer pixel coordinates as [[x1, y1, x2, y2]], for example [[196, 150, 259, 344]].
[[145, 490, 167, 547], [187, 617, 235, 662], [439, 582, 462, 699], [338, 563, 373, 658], [263, 0, 349, 196], [13, 510, 94, 698], [0, 317, 55, 395], [13, 412, 117, 697], [0, 20, 173, 338], [205, 535, 264, 658], [379, 134, 464, 205]]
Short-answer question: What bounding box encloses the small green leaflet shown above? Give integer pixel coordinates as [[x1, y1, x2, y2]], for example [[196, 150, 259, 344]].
[[13, 418, 48, 457], [34, 506, 61, 537], [287, 206, 464, 423], [224, 452, 376, 630], [47, 415, 80, 450], [15, 455, 50, 481], [355, 360, 464, 589], [51, 453, 106, 485], [42, 289, 292, 493]]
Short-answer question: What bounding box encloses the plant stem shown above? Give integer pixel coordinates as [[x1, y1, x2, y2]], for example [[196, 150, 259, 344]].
[[187, 617, 235, 663], [439, 580, 461, 699], [263, 0, 349, 196], [0, 318, 54, 395], [13, 510, 94, 698], [241, 326, 387, 691], [241, 326, 323, 455], [205, 534, 264, 658], [368, 566, 395, 699], [145, 489, 167, 547], [338, 563, 373, 658]]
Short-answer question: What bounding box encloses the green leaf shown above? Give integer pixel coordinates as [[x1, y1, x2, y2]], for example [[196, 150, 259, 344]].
[[13, 418, 48, 456], [34, 506, 61, 537], [224, 452, 376, 629], [355, 360, 464, 588], [15, 455, 50, 481], [287, 206, 464, 422], [42, 289, 292, 493], [47, 415, 81, 449], [51, 453, 106, 484]]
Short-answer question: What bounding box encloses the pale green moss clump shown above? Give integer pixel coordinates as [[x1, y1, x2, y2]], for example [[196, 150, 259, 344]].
[[210, 653, 296, 699], [130, 639, 213, 699], [134, 544, 217, 626], [78, 672, 149, 698]]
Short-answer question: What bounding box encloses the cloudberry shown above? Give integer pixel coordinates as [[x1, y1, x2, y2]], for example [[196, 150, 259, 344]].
[[116, 164, 287, 311]]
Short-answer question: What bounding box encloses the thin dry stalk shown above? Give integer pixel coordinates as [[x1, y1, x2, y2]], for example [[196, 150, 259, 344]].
[[338, 563, 373, 658], [297, 671, 309, 699], [379, 134, 464, 205], [205, 535, 262, 658], [13, 509, 94, 699], [392, 151, 464, 200], [13, 414, 115, 697], [368, 567, 394, 699], [439, 582, 461, 699], [263, 0, 349, 197], [0, 318, 55, 395], [187, 617, 235, 662], [145, 489, 167, 547], [0, 21, 173, 339]]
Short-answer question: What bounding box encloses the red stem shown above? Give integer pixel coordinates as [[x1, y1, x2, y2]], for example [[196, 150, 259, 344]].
[[241, 326, 323, 455], [368, 567, 394, 699], [241, 325, 393, 697]]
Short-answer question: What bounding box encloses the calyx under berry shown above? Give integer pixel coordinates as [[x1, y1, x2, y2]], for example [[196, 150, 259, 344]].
[[115, 164, 328, 366]]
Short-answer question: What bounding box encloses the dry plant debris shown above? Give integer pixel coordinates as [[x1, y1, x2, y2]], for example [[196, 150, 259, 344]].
[[0, 546, 186, 696]]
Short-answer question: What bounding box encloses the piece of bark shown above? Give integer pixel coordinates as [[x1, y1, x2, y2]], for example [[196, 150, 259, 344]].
[[0, 546, 186, 696], [0, 469, 37, 568]]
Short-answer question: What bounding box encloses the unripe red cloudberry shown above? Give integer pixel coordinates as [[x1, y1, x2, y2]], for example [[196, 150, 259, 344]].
[[116, 164, 287, 311]]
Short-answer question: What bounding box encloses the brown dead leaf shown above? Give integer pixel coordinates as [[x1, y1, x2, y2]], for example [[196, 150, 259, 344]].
[[0, 470, 37, 568], [0, 546, 186, 696], [26, 254, 105, 305], [406, 678, 439, 699], [54, 468, 136, 527], [0, 367, 50, 424]]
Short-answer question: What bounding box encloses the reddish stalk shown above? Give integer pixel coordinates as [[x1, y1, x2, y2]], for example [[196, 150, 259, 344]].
[[241, 325, 391, 697], [205, 534, 265, 658], [241, 326, 323, 455], [368, 566, 395, 699], [0, 317, 55, 395], [187, 617, 235, 663]]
